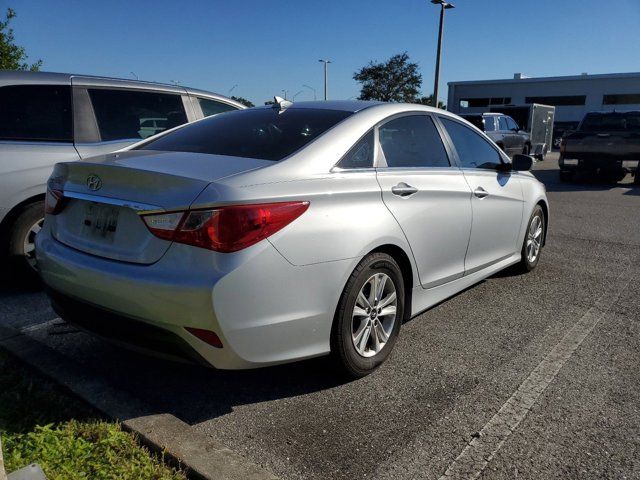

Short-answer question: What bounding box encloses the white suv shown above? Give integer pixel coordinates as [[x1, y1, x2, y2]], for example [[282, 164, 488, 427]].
[[0, 71, 244, 280]]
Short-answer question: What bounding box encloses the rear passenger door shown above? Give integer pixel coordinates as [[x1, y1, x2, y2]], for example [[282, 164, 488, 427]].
[[375, 114, 473, 289], [70, 78, 191, 159]]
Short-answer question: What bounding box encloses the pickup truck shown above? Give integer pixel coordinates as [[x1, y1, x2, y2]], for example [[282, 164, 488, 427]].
[[559, 111, 640, 183]]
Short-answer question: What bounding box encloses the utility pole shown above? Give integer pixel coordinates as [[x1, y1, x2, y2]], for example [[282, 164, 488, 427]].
[[430, 0, 455, 108], [318, 59, 332, 100]]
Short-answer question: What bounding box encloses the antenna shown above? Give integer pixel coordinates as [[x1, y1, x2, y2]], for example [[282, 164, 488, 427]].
[[272, 96, 293, 112]]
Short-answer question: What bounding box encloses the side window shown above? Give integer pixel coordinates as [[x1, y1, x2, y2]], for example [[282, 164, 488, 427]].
[[338, 130, 374, 169], [88, 89, 187, 141], [506, 116, 519, 131], [379, 115, 450, 168], [498, 116, 509, 131], [198, 98, 238, 117], [0, 85, 72, 142], [483, 116, 496, 132], [440, 117, 503, 170]]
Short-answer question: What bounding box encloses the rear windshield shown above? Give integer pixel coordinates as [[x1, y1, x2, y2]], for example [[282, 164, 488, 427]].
[[138, 107, 353, 161], [580, 112, 640, 132]]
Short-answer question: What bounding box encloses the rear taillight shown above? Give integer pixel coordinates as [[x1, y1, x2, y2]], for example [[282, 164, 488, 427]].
[[142, 201, 309, 253], [45, 165, 68, 215], [44, 188, 64, 215]]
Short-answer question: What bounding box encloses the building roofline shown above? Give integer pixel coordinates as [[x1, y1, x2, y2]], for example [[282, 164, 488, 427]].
[[448, 71, 640, 87]]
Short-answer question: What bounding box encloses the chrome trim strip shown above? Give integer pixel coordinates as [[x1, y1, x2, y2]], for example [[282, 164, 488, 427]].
[[62, 191, 164, 214]]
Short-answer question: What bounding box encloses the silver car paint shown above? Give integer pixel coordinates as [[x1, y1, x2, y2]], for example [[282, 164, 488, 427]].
[[36, 101, 548, 369]]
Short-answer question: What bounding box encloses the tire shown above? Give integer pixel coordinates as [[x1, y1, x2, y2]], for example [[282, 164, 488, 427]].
[[331, 252, 404, 378], [517, 205, 545, 272], [601, 169, 625, 184], [522, 143, 531, 155], [7, 201, 45, 282], [559, 170, 574, 182]]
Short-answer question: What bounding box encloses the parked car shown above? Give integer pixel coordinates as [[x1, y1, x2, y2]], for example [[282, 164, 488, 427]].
[[36, 100, 548, 377], [488, 104, 555, 160], [559, 111, 640, 183], [461, 113, 531, 158], [0, 71, 245, 279]]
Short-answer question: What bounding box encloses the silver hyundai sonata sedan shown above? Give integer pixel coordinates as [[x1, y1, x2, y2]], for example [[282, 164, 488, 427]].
[[36, 100, 548, 377]]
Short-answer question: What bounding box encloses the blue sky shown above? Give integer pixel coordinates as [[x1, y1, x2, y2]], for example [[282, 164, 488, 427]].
[[9, 0, 640, 105]]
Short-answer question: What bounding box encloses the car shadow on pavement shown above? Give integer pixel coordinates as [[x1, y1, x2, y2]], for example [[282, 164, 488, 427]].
[[65, 334, 351, 425], [532, 169, 638, 193]]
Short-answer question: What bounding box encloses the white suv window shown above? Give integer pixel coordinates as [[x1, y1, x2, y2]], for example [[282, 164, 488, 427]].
[[0, 85, 73, 142], [88, 89, 187, 141], [198, 98, 238, 117]]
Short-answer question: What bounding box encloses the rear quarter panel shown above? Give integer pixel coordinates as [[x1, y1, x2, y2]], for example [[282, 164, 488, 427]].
[[193, 171, 419, 282], [0, 142, 80, 223]]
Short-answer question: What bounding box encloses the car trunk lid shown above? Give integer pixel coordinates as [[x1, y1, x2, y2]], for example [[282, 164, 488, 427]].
[[51, 150, 272, 264]]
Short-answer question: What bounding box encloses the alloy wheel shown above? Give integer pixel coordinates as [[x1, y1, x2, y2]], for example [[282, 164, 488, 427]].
[[526, 215, 543, 263], [351, 273, 397, 358], [23, 217, 43, 270]]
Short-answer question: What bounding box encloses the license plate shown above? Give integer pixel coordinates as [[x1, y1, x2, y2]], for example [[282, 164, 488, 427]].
[[82, 203, 120, 239]]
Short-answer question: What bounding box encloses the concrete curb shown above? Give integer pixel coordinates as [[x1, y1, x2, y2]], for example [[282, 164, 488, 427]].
[[0, 325, 277, 480]]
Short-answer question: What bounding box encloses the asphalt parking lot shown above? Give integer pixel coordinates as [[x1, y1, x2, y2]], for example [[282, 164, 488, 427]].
[[1, 152, 639, 480]]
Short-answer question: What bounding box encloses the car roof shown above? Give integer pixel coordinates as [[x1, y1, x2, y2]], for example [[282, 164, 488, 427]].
[[0, 70, 244, 108], [585, 110, 640, 115], [253, 100, 383, 113], [461, 112, 502, 117]]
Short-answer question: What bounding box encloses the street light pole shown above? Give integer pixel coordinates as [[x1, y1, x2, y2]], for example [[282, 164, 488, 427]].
[[318, 59, 332, 100], [430, 0, 454, 108], [303, 84, 317, 101]]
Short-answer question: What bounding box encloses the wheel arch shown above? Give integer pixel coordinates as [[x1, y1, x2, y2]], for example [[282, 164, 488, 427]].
[[366, 244, 414, 322], [0, 193, 46, 238], [536, 199, 549, 247]]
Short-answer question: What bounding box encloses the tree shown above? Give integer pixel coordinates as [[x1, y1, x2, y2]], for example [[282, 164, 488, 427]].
[[416, 95, 446, 109], [231, 95, 254, 108], [354, 52, 421, 102], [0, 8, 42, 71]]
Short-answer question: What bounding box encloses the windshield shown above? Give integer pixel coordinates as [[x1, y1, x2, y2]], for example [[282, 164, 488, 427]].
[[138, 107, 353, 161], [580, 112, 640, 132]]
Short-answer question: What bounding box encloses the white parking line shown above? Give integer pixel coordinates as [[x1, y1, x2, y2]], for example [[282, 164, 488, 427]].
[[439, 263, 635, 480], [19, 318, 64, 333]]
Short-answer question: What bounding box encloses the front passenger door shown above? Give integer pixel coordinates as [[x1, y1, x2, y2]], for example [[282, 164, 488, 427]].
[[438, 116, 524, 274], [376, 114, 473, 289]]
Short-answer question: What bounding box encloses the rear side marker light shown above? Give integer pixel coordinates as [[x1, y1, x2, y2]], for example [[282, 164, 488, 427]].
[[142, 201, 309, 253], [185, 327, 223, 348]]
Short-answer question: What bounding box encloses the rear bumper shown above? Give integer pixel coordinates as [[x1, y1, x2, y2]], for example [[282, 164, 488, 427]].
[[36, 220, 354, 369], [48, 287, 211, 366]]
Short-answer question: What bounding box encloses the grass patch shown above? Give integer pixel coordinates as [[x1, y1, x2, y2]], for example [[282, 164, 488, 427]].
[[0, 349, 186, 479]]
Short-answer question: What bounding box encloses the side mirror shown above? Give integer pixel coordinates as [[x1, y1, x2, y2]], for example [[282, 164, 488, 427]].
[[512, 154, 534, 171]]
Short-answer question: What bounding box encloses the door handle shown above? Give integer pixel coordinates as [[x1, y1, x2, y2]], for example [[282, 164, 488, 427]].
[[474, 186, 489, 199], [391, 183, 418, 197]]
